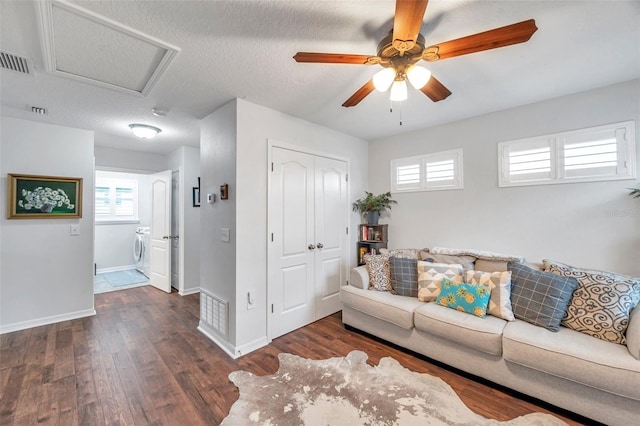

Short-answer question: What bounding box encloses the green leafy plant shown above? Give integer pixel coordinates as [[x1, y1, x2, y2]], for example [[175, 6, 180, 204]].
[[629, 187, 640, 199], [352, 191, 397, 214]]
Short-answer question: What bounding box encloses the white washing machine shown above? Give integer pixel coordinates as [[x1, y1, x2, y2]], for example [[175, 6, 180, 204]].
[[133, 226, 151, 278]]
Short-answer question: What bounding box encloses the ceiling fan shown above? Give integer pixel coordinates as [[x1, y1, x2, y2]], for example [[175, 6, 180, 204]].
[[293, 0, 537, 107]]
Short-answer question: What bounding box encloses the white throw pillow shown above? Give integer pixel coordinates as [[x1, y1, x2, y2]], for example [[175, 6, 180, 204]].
[[465, 270, 515, 321], [417, 262, 463, 302]]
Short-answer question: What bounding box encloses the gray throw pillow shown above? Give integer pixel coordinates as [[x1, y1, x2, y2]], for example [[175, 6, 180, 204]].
[[389, 256, 418, 297], [508, 262, 578, 332]]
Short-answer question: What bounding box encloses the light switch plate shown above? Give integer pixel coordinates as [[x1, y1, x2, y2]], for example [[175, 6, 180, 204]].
[[70, 224, 80, 236], [220, 228, 230, 242]]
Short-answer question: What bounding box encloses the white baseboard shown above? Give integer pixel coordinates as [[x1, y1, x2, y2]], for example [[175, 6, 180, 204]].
[[198, 322, 269, 359], [198, 322, 239, 358], [236, 336, 269, 357], [0, 308, 96, 334], [96, 265, 137, 274], [180, 286, 200, 296]]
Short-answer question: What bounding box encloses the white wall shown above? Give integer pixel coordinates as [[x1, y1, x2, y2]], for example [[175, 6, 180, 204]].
[[167, 146, 201, 294], [369, 79, 640, 276], [199, 98, 369, 357], [1, 117, 95, 333], [200, 100, 238, 353], [94, 170, 151, 272], [95, 145, 167, 172]]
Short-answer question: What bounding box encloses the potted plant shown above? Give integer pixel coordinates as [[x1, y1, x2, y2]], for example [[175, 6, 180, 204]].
[[352, 191, 397, 224]]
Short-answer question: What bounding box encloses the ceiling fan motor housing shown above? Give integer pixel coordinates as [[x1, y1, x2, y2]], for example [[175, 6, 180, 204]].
[[377, 31, 425, 73]]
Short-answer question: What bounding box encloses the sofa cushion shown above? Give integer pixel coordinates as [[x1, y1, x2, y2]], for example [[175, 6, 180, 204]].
[[379, 248, 419, 259], [466, 270, 515, 321], [349, 266, 369, 290], [508, 262, 578, 332], [503, 320, 640, 401], [364, 253, 392, 292], [389, 256, 418, 297], [474, 258, 509, 273], [414, 303, 507, 356], [430, 246, 525, 263], [627, 306, 640, 360], [417, 262, 463, 302], [418, 253, 476, 271], [435, 278, 491, 318], [340, 285, 423, 330], [543, 260, 640, 345]]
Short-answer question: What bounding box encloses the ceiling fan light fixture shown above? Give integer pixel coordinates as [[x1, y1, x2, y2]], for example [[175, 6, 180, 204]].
[[389, 79, 408, 101], [407, 65, 432, 90], [129, 123, 161, 139], [372, 68, 396, 92]]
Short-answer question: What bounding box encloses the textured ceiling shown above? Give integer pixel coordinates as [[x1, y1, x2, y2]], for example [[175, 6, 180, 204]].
[[1, 0, 639, 155]]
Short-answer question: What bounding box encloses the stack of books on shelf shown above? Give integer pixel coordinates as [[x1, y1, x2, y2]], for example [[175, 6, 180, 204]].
[[360, 225, 382, 242]]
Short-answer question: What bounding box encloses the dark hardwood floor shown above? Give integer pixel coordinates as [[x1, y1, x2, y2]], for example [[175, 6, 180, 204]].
[[1, 286, 588, 425]]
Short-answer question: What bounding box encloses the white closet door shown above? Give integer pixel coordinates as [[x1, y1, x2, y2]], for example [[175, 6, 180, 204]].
[[270, 148, 315, 338], [314, 156, 347, 319]]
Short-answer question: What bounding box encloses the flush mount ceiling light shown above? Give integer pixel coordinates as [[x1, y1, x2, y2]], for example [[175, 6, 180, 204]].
[[129, 123, 161, 139]]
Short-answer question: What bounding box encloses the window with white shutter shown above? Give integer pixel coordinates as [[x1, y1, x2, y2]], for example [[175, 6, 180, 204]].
[[499, 121, 636, 187], [95, 171, 139, 222], [391, 149, 463, 192]]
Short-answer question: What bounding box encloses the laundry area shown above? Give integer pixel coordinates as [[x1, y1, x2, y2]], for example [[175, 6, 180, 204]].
[[94, 170, 151, 294]]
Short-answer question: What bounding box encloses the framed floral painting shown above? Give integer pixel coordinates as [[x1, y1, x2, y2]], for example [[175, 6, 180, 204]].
[[7, 173, 83, 219]]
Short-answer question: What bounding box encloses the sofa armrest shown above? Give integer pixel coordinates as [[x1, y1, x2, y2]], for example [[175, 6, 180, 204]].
[[349, 266, 369, 290], [627, 305, 640, 360]]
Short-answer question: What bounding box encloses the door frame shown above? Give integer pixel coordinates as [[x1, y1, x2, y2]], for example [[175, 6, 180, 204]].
[[266, 139, 350, 341]]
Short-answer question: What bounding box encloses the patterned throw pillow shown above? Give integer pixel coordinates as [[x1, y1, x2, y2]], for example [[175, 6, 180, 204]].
[[417, 262, 463, 302], [508, 262, 578, 332], [389, 257, 418, 297], [465, 270, 515, 321], [543, 260, 640, 344], [435, 278, 491, 318], [364, 253, 392, 292]]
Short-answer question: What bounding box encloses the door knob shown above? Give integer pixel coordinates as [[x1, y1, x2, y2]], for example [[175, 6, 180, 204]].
[[317, 243, 324, 249], [308, 244, 316, 250]]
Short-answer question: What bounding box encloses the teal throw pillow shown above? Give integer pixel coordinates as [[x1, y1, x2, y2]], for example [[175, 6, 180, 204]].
[[436, 278, 491, 318]]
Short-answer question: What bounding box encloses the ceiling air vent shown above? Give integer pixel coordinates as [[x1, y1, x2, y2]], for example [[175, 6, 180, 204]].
[[0, 51, 32, 74]]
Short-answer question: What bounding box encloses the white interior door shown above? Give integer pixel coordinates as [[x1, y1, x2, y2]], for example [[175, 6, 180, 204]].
[[150, 170, 172, 293], [171, 170, 179, 291], [314, 156, 347, 319], [270, 148, 315, 338]]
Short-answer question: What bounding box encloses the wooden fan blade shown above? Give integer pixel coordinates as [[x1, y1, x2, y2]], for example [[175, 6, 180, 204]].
[[293, 52, 378, 65], [342, 80, 375, 107], [424, 19, 538, 61], [392, 0, 429, 53], [420, 75, 451, 102]]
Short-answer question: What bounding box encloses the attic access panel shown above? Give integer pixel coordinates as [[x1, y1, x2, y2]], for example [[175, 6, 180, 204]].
[[37, 0, 179, 96]]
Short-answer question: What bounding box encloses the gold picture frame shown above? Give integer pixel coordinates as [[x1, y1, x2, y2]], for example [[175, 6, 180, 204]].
[[7, 173, 83, 219]]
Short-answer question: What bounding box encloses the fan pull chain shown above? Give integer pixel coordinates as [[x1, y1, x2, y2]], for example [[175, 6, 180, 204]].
[[389, 101, 403, 126]]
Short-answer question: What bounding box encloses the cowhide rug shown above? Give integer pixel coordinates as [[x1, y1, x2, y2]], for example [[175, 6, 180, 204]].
[[222, 350, 567, 425]]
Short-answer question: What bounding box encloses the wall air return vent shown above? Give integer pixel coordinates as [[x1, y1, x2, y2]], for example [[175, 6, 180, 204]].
[[0, 51, 33, 74], [200, 290, 229, 339]]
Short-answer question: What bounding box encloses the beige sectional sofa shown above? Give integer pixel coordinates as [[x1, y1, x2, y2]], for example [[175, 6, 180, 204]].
[[341, 252, 640, 426]]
